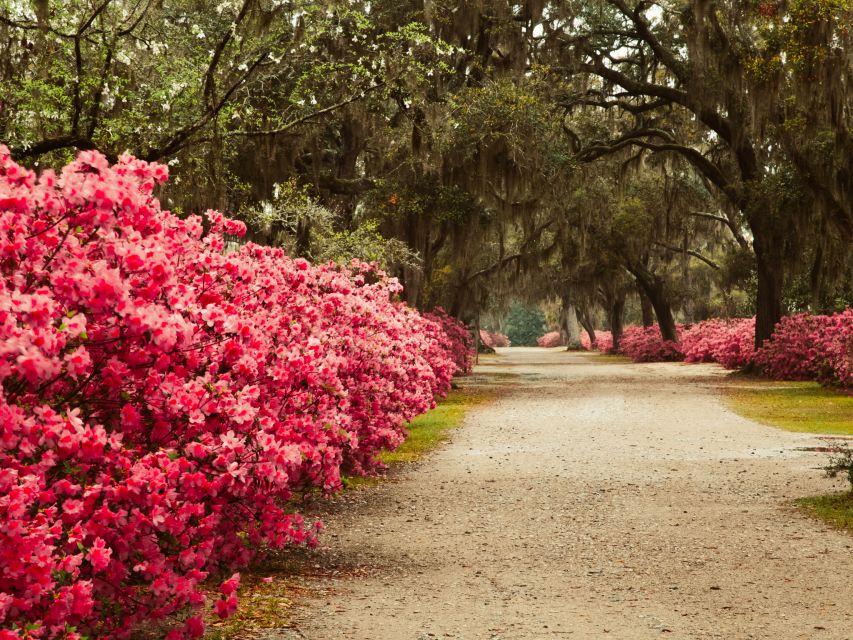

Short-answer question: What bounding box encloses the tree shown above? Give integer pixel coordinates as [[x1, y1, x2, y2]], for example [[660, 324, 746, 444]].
[[548, 0, 852, 344]]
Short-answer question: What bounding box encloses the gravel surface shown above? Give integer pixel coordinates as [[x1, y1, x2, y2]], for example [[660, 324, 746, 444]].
[[268, 348, 853, 640]]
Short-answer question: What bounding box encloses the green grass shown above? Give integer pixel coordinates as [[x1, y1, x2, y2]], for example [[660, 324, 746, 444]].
[[723, 379, 853, 435], [722, 379, 853, 532], [381, 387, 488, 463], [796, 493, 853, 531], [342, 386, 491, 489], [593, 353, 633, 364]]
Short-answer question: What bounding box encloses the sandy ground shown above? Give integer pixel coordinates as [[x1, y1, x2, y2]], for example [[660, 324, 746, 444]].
[[265, 348, 853, 640]]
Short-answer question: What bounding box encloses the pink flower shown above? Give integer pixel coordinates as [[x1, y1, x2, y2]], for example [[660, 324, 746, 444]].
[[219, 572, 240, 595], [214, 595, 238, 619], [0, 145, 473, 639], [88, 537, 112, 572]]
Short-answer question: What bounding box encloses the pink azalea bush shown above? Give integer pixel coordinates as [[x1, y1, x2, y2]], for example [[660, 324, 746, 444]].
[[0, 147, 472, 639], [579, 330, 612, 353], [618, 325, 684, 362], [424, 308, 474, 376], [576, 313, 851, 391], [479, 329, 509, 348], [754, 310, 853, 388], [681, 318, 755, 369], [536, 331, 564, 348]]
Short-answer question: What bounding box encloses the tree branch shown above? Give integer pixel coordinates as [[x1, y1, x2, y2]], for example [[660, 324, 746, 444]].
[[605, 0, 688, 82], [203, 0, 254, 109], [652, 241, 720, 269], [220, 83, 386, 139]]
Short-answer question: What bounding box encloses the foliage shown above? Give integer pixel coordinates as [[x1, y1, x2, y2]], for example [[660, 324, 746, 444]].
[[536, 331, 564, 348], [244, 179, 421, 271], [681, 318, 756, 369], [0, 147, 472, 639], [503, 303, 546, 347], [754, 310, 853, 388], [618, 326, 684, 363], [479, 330, 509, 349], [825, 444, 853, 491]]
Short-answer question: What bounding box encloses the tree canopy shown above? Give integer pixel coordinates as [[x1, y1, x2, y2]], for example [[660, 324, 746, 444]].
[[2, 0, 851, 344]]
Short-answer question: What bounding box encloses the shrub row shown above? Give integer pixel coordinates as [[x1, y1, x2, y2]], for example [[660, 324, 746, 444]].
[[577, 313, 852, 389], [0, 148, 473, 639]]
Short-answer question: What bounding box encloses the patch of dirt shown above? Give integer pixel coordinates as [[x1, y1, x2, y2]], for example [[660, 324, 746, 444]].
[[270, 348, 853, 639]]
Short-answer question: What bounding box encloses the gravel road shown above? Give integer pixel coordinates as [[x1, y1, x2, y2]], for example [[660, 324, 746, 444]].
[[268, 348, 853, 640]]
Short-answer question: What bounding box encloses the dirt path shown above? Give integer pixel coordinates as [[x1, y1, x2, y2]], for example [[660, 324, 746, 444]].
[[268, 348, 853, 640]]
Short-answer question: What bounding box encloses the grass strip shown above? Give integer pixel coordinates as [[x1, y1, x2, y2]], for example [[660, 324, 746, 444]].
[[723, 379, 853, 435], [721, 378, 853, 532], [795, 493, 853, 531]]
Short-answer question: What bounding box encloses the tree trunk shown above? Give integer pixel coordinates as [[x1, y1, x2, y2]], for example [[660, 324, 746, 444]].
[[608, 295, 625, 353], [754, 247, 784, 348], [639, 288, 655, 327], [560, 302, 581, 349], [474, 312, 481, 364], [646, 285, 677, 342], [577, 308, 597, 349], [295, 218, 312, 258], [628, 264, 678, 342]]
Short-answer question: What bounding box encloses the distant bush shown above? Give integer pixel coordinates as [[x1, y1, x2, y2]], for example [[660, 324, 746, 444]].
[[504, 304, 546, 346], [480, 329, 510, 348], [576, 311, 851, 391], [619, 325, 684, 362], [681, 317, 755, 369], [536, 331, 564, 348]]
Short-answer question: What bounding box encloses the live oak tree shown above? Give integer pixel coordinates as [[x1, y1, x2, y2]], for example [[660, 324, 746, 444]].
[[544, 0, 853, 344]]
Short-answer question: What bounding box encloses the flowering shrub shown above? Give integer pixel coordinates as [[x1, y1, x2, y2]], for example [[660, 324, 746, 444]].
[[681, 318, 755, 369], [0, 147, 472, 639], [479, 329, 510, 348], [536, 331, 564, 348], [573, 311, 851, 390], [424, 308, 474, 376], [754, 310, 853, 389], [579, 330, 612, 353], [619, 325, 684, 362]]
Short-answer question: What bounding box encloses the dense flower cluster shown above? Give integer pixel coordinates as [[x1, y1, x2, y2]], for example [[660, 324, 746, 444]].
[[754, 310, 853, 388], [479, 329, 509, 348], [576, 313, 851, 390], [536, 331, 564, 348], [0, 148, 472, 639], [424, 308, 474, 376], [618, 326, 684, 362], [681, 318, 755, 369]]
